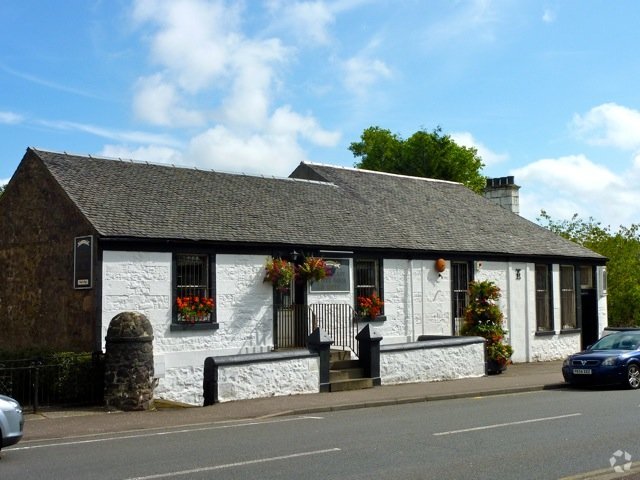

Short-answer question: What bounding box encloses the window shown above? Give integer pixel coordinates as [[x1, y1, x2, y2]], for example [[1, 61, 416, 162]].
[[560, 265, 577, 330], [173, 253, 215, 327], [355, 259, 379, 298], [535, 264, 552, 332], [308, 258, 350, 292], [452, 262, 471, 335], [354, 259, 383, 317], [580, 266, 593, 289]]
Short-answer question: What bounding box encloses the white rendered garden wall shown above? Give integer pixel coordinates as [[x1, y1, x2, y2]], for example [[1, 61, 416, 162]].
[[215, 355, 320, 402], [380, 339, 485, 384]]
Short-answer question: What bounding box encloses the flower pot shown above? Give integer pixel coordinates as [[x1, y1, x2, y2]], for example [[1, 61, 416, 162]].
[[487, 359, 507, 375]]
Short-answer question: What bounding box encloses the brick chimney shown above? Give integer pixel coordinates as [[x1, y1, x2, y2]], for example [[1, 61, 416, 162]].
[[484, 176, 520, 215]]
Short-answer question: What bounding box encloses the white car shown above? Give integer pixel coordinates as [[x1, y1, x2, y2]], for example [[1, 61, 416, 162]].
[[0, 395, 24, 453]]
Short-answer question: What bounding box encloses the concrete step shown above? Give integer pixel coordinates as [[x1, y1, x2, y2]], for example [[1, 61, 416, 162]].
[[329, 350, 351, 362], [330, 377, 374, 392], [330, 359, 361, 370], [329, 367, 365, 382]]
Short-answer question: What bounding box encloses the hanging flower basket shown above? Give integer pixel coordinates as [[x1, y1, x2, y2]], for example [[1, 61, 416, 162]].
[[297, 256, 334, 283], [264, 257, 296, 292]]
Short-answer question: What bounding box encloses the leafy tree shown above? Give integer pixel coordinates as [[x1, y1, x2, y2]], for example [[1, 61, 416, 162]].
[[349, 126, 486, 193], [538, 210, 640, 327]]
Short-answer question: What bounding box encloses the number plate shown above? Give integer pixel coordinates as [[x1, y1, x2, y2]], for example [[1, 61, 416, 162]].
[[573, 368, 592, 375]]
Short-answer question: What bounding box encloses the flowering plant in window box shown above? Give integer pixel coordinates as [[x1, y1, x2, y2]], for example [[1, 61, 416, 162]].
[[176, 296, 214, 323], [357, 292, 384, 320], [264, 257, 296, 292], [296, 256, 335, 283]]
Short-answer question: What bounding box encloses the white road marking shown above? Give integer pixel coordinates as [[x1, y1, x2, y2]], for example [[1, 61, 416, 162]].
[[124, 448, 342, 480], [11, 416, 323, 451], [433, 412, 582, 436]]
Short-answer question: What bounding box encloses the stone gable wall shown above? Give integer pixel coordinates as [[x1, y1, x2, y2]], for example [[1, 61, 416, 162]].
[[0, 152, 97, 352]]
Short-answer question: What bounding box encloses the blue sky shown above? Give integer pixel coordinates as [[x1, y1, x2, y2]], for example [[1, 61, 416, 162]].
[[2, 0, 640, 227]]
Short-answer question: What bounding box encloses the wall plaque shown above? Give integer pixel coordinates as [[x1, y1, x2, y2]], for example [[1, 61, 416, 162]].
[[74, 235, 93, 289]]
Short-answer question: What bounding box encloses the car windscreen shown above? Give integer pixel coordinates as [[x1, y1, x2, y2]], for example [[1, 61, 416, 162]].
[[592, 334, 640, 350]]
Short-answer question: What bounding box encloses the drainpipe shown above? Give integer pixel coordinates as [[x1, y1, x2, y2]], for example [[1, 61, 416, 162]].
[[524, 264, 531, 362], [410, 260, 415, 341]]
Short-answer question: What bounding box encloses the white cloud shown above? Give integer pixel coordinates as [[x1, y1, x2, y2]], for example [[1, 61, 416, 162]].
[[187, 125, 309, 176], [132, 0, 241, 93], [450, 131, 508, 166], [267, 1, 335, 45], [0, 178, 10, 186], [422, 0, 503, 49], [0, 111, 23, 124], [571, 103, 640, 150], [342, 56, 391, 94], [99, 144, 183, 165], [133, 74, 205, 127], [270, 106, 340, 146], [512, 154, 640, 227], [36, 119, 181, 147], [126, 0, 340, 176]]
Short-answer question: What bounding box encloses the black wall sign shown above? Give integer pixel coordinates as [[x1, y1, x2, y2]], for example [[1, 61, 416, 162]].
[[74, 235, 93, 289]]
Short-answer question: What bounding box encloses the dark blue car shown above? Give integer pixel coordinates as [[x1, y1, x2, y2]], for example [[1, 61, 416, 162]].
[[562, 331, 640, 389]]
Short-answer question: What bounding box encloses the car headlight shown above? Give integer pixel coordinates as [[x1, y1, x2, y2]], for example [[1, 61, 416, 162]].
[[601, 356, 618, 366], [563, 356, 571, 367]]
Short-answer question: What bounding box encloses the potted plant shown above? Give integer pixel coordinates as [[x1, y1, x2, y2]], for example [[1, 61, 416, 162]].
[[460, 280, 513, 374], [357, 292, 384, 320], [264, 257, 296, 292], [176, 296, 215, 323], [296, 256, 334, 283]]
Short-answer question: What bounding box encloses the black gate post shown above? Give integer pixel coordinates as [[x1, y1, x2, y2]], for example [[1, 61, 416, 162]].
[[356, 324, 383, 386], [307, 328, 333, 392]]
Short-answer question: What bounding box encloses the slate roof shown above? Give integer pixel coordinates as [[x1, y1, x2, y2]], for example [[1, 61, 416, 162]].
[[29, 148, 604, 261]]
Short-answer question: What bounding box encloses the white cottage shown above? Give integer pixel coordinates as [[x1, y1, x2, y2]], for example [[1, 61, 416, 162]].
[[0, 148, 607, 405]]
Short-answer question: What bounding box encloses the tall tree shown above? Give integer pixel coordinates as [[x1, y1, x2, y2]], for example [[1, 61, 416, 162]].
[[349, 126, 486, 193], [538, 210, 640, 327]]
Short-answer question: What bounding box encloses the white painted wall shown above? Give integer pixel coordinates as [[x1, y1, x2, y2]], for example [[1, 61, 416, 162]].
[[100, 250, 607, 403], [102, 251, 274, 405], [382, 259, 451, 343], [216, 357, 320, 402], [381, 341, 485, 384]]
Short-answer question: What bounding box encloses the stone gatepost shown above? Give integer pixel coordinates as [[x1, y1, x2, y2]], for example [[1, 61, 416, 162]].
[[104, 311, 155, 411]]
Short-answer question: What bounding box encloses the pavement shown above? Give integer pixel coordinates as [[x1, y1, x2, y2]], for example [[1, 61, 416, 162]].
[[23, 360, 567, 442]]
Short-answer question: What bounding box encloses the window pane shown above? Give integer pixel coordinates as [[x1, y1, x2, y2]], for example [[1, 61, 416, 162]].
[[580, 266, 593, 289], [560, 265, 576, 329], [535, 264, 551, 331], [355, 259, 378, 298], [309, 258, 350, 292], [176, 254, 209, 298]]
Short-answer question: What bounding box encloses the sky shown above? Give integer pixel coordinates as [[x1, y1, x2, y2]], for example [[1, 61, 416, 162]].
[[1, 0, 640, 228]]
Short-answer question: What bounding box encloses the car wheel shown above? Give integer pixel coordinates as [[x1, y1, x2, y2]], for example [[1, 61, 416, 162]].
[[626, 363, 640, 389]]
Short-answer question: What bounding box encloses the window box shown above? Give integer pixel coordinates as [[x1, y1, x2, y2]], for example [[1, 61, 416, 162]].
[[170, 322, 219, 332], [356, 314, 387, 323]]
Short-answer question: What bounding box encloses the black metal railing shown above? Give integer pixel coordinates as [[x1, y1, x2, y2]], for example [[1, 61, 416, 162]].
[[274, 303, 360, 357], [275, 304, 316, 350], [0, 353, 104, 412], [309, 304, 360, 357]]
